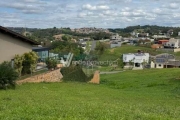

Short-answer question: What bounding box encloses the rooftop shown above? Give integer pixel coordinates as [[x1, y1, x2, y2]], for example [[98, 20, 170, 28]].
[[0, 26, 40, 45]]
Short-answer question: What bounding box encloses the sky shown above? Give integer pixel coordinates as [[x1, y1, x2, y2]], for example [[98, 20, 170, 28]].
[[0, 0, 180, 28]]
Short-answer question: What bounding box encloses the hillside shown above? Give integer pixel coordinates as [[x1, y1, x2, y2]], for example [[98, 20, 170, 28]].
[[6, 25, 180, 42], [109, 25, 180, 37], [7, 27, 111, 42], [98, 45, 164, 61], [0, 69, 180, 119]]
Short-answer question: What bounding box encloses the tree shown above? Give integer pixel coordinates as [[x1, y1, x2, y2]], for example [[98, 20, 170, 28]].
[[117, 55, 124, 68], [95, 42, 107, 55], [22, 51, 39, 75], [45, 58, 57, 70], [51, 41, 84, 56], [62, 35, 68, 41], [14, 54, 24, 77], [0, 61, 18, 89]]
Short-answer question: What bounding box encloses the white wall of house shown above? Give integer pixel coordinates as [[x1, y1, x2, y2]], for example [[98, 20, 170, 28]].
[[111, 34, 121, 40], [123, 54, 135, 63], [155, 63, 164, 68], [151, 61, 164, 68], [123, 53, 149, 69], [178, 32, 180, 36], [164, 38, 179, 48], [0, 33, 32, 63], [151, 61, 155, 68]]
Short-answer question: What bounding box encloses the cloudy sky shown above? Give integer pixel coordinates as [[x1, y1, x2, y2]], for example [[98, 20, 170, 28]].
[[0, 0, 180, 28]]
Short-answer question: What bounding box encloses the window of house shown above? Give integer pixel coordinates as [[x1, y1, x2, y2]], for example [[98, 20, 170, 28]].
[[158, 64, 161, 67]]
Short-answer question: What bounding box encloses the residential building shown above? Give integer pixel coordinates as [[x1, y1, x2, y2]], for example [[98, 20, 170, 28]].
[[178, 32, 180, 36], [110, 34, 122, 40], [123, 53, 149, 70], [110, 41, 121, 48], [32, 47, 51, 62], [152, 35, 170, 39], [137, 33, 149, 38], [151, 53, 180, 68], [0, 26, 39, 63], [164, 38, 180, 48], [158, 40, 169, 45]]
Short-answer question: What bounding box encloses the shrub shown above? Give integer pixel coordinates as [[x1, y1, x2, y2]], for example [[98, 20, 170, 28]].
[[0, 61, 18, 89], [14, 54, 24, 77], [45, 58, 57, 70], [22, 51, 38, 75], [61, 65, 92, 82], [95, 42, 107, 55]]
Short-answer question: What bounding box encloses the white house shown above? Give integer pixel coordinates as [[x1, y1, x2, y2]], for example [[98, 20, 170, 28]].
[[123, 53, 149, 70], [164, 38, 180, 48], [110, 34, 122, 40], [152, 35, 170, 39], [178, 32, 180, 36]]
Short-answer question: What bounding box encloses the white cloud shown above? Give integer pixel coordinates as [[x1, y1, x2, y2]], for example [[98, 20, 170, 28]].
[[78, 13, 87, 18], [0, 0, 180, 28], [82, 4, 96, 10], [97, 5, 109, 10], [169, 3, 179, 9], [82, 4, 109, 11]]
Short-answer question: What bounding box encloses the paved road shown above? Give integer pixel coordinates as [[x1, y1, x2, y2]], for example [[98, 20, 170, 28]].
[[91, 40, 96, 51], [100, 70, 125, 74]]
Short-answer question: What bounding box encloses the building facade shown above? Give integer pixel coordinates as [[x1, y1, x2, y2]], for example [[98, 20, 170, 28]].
[[0, 26, 39, 63]]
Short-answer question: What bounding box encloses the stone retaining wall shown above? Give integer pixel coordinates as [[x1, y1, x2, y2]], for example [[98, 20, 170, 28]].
[[16, 69, 63, 85]]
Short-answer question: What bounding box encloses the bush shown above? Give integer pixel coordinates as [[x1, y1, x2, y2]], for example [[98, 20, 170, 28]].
[[14, 54, 24, 77], [61, 65, 92, 82], [22, 51, 38, 75], [0, 62, 18, 89], [45, 58, 57, 70]]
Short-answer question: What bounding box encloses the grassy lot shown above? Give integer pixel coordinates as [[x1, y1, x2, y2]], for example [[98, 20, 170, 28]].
[[1, 69, 180, 119], [98, 45, 164, 61], [85, 41, 91, 53]]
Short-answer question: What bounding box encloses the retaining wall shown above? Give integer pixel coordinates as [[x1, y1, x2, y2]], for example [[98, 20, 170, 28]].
[[16, 69, 63, 84]]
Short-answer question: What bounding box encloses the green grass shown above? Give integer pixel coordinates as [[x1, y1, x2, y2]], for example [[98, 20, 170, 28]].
[[99, 45, 164, 61], [85, 41, 91, 53], [99, 45, 180, 61], [95, 66, 123, 72], [1, 69, 180, 119]]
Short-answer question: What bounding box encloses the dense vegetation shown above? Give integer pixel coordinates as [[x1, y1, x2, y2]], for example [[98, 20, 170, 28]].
[[61, 65, 92, 82], [0, 62, 18, 89], [21, 51, 39, 75], [8, 25, 180, 42], [1, 69, 180, 119], [8, 27, 111, 42], [50, 41, 84, 56]]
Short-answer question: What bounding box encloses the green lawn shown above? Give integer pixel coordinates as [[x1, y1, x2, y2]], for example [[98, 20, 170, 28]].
[[1, 69, 180, 119], [98, 45, 179, 61]]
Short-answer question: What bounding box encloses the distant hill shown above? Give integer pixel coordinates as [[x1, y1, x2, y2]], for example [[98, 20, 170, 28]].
[[6, 27, 111, 42], [5, 25, 180, 41], [108, 25, 180, 37]]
